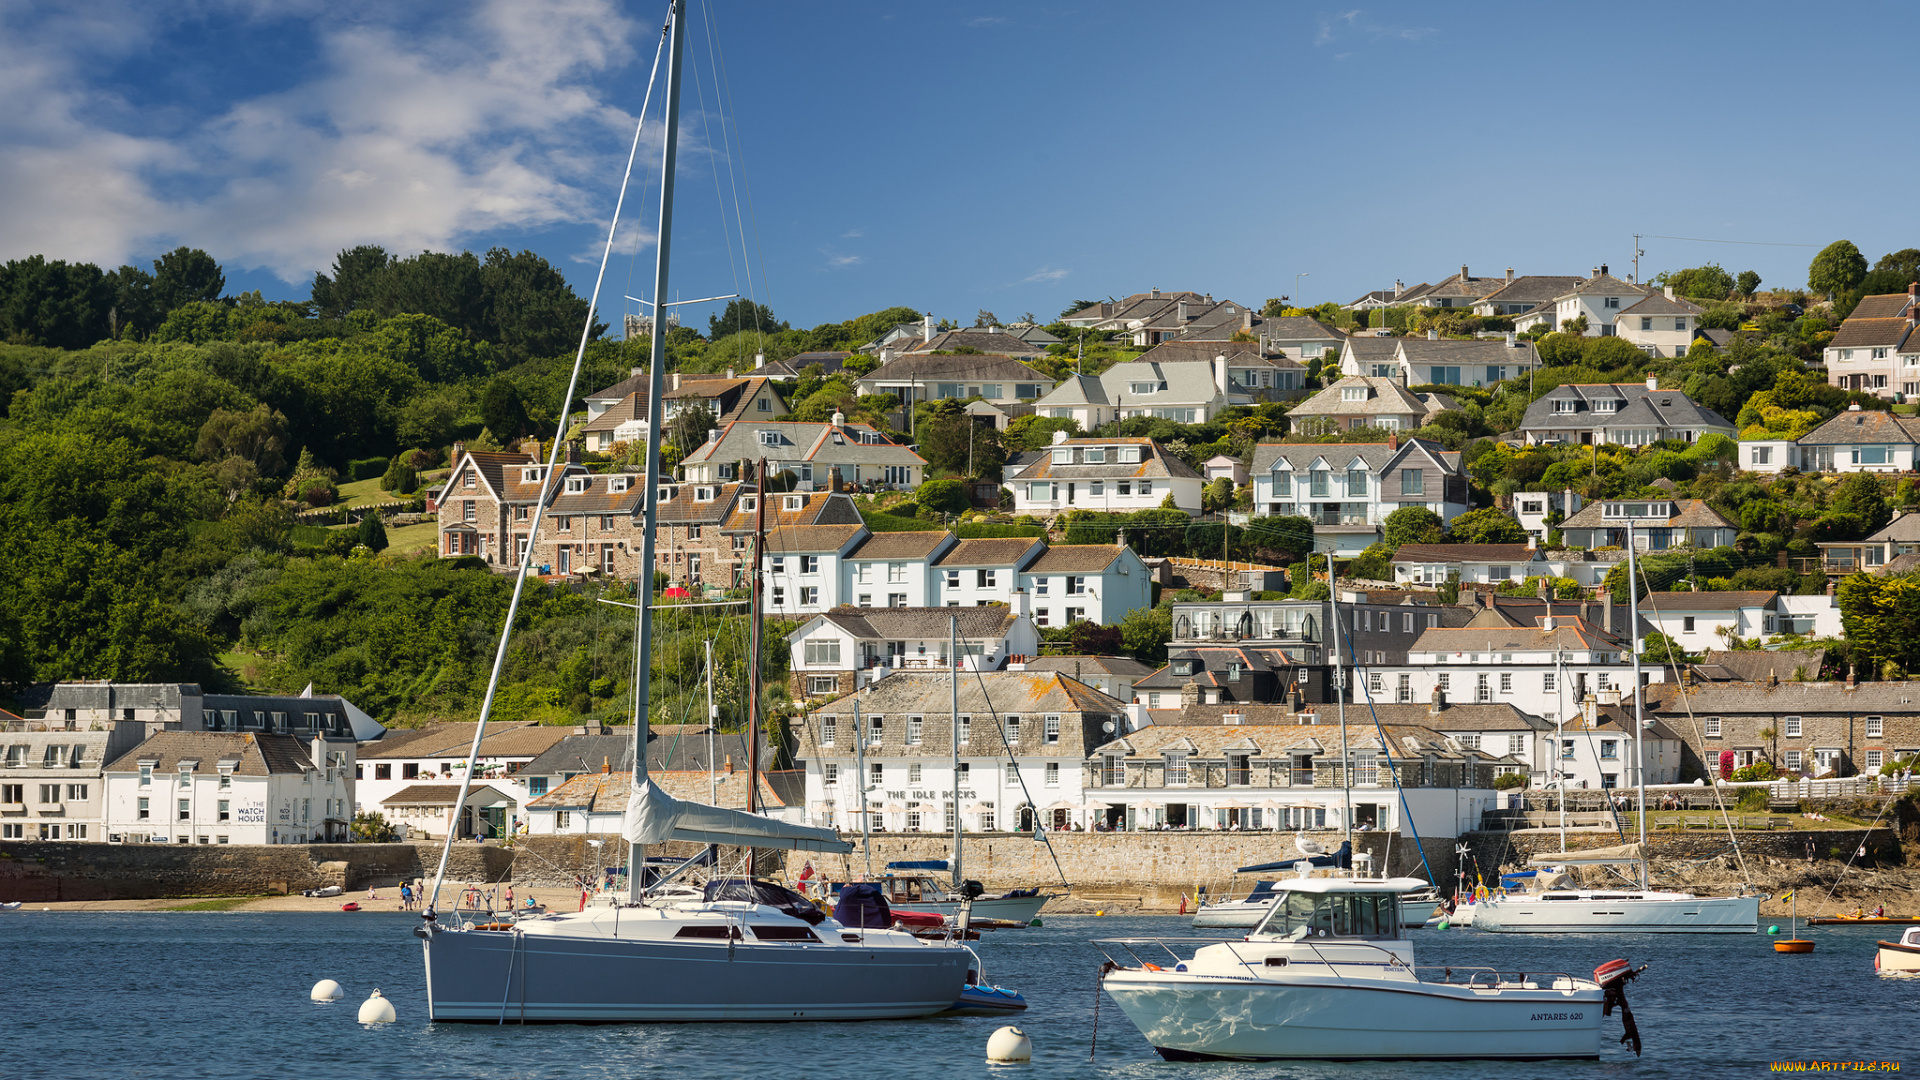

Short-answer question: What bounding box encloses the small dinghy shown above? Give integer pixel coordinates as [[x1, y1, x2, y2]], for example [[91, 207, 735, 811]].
[[303, 885, 343, 898], [1876, 927, 1920, 973], [944, 984, 1028, 1016], [340, 902, 362, 912], [0, 901, 21, 910]]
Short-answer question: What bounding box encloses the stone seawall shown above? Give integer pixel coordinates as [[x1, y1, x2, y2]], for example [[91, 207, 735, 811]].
[[1461, 829, 1902, 886], [0, 842, 513, 902]]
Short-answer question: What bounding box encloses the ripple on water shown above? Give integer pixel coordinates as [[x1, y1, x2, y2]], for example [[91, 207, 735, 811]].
[[3, 911, 1915, 1078]]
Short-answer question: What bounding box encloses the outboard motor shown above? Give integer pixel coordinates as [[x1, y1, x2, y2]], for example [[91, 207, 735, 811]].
[[1594, 959, 1646, 1056]]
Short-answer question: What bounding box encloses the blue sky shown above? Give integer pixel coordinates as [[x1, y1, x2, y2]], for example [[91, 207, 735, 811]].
[[4, 1, 1914, 332]]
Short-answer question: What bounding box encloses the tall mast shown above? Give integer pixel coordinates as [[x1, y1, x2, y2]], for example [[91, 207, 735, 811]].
[[1327, 552, 1353, 854], [627, 0, 685, 904], [706, 639, 716, 804], [1625, 521, 1648, 889], [853, 700, 872, 879], [950, 613, 962, 891], [747, 458, 767, 816]]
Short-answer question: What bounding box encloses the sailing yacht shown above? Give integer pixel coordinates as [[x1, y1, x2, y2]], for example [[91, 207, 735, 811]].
[[1473, 526, 1758, 935], [416, 0, 971, 1021]]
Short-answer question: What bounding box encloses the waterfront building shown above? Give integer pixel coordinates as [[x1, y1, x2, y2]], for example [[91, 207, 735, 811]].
[[101, 731, 354, 845], [355, 722, 572, 835], [1646, 679, 1920, 780], [0, 712, 147, 841], [785, 604, 1039, 700]]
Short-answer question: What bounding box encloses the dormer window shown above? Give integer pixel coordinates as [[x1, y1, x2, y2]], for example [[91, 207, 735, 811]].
[[758, 430, 780, 447], [609, 477, 630, 493], [1341, 386, 1368, 402], [1118, 447, 1142, 464], [860, 430, 883, 445], [522, 468, 540, 482], [784, 495, 804, 511], [1553, 399, 1578, 413], [1172, 660, 1197, 676], [695, 486, 715, 502], [1128, 381, 1166, 395], [566, 477, 588, 493], [741, 496, 757, 512], [1593, 400, 1617, 414], [1052, 448, 1072, 464], [1083, 449, 1106, 463], [1601, 501, 1672, 519]]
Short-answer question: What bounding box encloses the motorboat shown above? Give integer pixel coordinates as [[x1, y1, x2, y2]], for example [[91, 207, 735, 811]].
[[1472, 843, 1759, 934], [1099, 872, 1640, 1061], [1192, 844, 1437, 930], [1875, 927, 1920, 972]]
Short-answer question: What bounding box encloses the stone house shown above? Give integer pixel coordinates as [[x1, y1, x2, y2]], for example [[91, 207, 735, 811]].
[[785, 604, 1040, 699], [577, 373, 787, 452], [1646, 679, 1920, 779], [794, 672, 1128, 834], [436, 442, 588, 566], [102, 731, 354, 845]]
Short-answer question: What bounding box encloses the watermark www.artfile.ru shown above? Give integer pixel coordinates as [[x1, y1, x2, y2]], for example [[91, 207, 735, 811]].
[[1768, 1063, 1899, 1072]]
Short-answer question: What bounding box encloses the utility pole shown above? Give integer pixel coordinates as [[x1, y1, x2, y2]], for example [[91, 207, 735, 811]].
[[1632, 234, 1643, 285]]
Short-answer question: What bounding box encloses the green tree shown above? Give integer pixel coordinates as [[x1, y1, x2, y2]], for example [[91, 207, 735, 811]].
[[1808, 240, 1869, 297], [1121, 603, 1173, 665], [0, 256, 112, 349], [150, 247, 226, 315], [1860, 248, 1920, 296], [709, 299, 785, 339], [1347, 542, 1393, 581], [480, 247, 597, 362], [309, 245, 391, 320], [1662, 264, 1735, 300], [367, 312, 490, 382], [196, 404, 289, 475], [355, 512, 389, 552], [1202, 477, 1235, 513], [1004, 414, 1081, 450], [1831, 473, 1892, 534], [371, 250, 486, 339], [1383, 506, 1445, 549], [915, 478, 969, 517], [1447, 506, 1527, 544], [1735, 270, 1762, 298], [480, 377, 530, 441], [1838, 573, 1920, 678]]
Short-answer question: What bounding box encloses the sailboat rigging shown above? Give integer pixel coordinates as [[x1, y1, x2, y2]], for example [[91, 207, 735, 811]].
[[416, 1, 972, 1021]]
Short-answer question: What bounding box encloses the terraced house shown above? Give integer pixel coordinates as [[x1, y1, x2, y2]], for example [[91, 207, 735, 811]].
[[436, 442, 587, 566], [1647, 680, 1920, 780]]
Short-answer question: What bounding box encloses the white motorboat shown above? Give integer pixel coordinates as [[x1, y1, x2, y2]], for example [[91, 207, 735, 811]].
[[1471, 843, 1759, 934], [417, 0, 974, 1023], [1100, 874, 1640, 1061], [844, 862, 1051, 925], [1191, 843, 1435, 930], [1876, 927, 1920, 973]]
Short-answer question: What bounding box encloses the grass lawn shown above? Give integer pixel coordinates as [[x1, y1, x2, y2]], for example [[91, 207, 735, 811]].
[[165, 896, 268, 912], [384, 519, 440, 554]]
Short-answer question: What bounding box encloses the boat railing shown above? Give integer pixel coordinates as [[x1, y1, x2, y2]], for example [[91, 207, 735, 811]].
[[1091, 938, 1585, 993]]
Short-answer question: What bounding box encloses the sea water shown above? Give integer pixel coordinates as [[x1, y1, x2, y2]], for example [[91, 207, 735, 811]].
[[4, 911, 1914, 1078]]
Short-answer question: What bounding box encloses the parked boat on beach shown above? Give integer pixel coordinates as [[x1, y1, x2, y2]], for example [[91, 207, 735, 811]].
[[1100, 872, 1642, 1061]]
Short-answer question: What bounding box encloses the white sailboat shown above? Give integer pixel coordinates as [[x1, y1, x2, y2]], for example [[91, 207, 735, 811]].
[[416, 1, 970, 1021], [1473, 525, 1758, 935]]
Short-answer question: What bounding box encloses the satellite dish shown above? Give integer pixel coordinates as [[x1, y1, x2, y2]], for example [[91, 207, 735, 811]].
[[1101, 720, 1116, 734]]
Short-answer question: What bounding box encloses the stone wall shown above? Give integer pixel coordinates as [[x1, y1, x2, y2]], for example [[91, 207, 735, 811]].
[[1461, 828, 1902, 887], [776, 831, 1453, 907], [0, 841, 513, 902]]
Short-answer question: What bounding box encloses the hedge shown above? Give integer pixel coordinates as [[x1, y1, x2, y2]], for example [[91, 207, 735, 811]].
[[955, 523, 1045, 539], [348, 456, 390, 481]]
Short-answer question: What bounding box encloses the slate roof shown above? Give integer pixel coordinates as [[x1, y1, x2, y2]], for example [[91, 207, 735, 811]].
[[1693, 649, 1826, 682], [1395, 336, 1543, 370], [813, 606, 1021, 641], [1092, 360, 1226, 408], [1250, 438, 1462, 475], [1096, 719, 1495, 762], [1829, 319, 1917, 351], [721, 490, 864, 533], [1557, 498, 1734, 531], [548, 473, 646, 515], [1258, 315, 1347, 342], [1556, 273, 1650, 300], [1411, 619, 1628, 654], [1475, 276, 1585, 308], [359, 722, 565, 760], [932, 537, 1046, 567], [1646, 679, 1920, 715], [1018, 655, 1154, 679], [1023, 545, 1129, 573], [845, 531, 952, 561], [527, 769, 784, 812], [1390, 544, 1537, 565], [683, 420, 926, 471], [809, 670, 1127, 719], [1034, 373, 1110, 407], [1640, 591, 1778, 611], [1797, 408, 1920, 446], [1135, 341, 1277, 366], [1287, 376, 1451, 421], [1347, 289, 1399, 306], [518, 731, 763, 777], [1616, 293, 1706, 317], [746, 351, 850, 379], [859, 353, 1052, 385], [1850, 293, 1915, 320], [105, 732, 315, 776], [1519, 384, 1734, 434], [658, 482, 743, 525], [761, 524, 866, 554], [1861, 512, 1920, 544], [909, 330, 1047, 357], [1008, 437, 1203, 482]]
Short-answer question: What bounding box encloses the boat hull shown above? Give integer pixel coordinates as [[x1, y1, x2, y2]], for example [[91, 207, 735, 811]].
[[1876, 940, 1920, 972], [1474, 893, 1757, 933], [893, 894, 1051, 924], [422, 926, 970, 1022], [1103, 973, 1604, 1061]]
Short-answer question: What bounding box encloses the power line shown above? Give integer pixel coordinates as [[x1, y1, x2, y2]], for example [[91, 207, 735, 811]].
[[1639, 234, 1822, 249]]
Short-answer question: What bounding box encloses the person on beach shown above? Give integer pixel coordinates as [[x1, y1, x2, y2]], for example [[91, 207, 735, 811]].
[[505, 885, 514, 910], [400, 883, 412, 911]]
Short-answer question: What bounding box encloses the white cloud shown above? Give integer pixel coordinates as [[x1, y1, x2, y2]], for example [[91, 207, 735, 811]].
[[819, 249, 862, 270], [1021, 266, 1071, 284], [1315, 9, 1436, 48], [0, 0, 679, 281]]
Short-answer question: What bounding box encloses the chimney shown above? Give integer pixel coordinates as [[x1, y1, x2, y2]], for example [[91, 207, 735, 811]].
[[924, 312, 933, 343], [830, 409, 845, 426], [1664, 286, 1675, 301], [1151, 288, 1160, 299], [524, 439, 541, 463], [880, 346, 894, 364], [1212, 355, 1229, 398], [1591, 267, 1600, 279], [1009, 588, 1029, 618], [1427, 328, 1438, 341], [707, 428, 719, 444], [452, 440, 465, 460], [1430, 686, 1446, 714], [1769, 669, 1779, 688], [1846, 666, 1857, 689], [1460, 264, 1469, 281], [1126, 701, 1149, 731], [726, 367, 736, 379], [601, 756, 610, 774], [1600, 263, 1609, 276], [1242, 306, 1254, 330], [630, 365, 644, 378], [1051, 428, 1070, 445], [672, 372, 681, 391], [1394, 279, 1404, 298], [1505, 331, 1517, 347], [1178, 300, 1190, 322], [1543, 614, 1555, 632], [1388, 432, 1399, 451], [1604, 590, 1616, 636], [725, 754, 735, 775], [1506, 267, 1514, 283], [1646, 375, 1658, 391]]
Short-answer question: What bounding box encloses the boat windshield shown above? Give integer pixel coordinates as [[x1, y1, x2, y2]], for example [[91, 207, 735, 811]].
[[1248, 889, 1402, 940]]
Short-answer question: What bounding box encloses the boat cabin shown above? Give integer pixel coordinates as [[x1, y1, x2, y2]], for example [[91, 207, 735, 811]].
[[1251, 889, 1402, 940]]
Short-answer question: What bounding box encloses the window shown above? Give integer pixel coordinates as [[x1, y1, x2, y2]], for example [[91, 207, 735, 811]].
[[1704, 717, 1721, 737], [1401, 470, 1422, 495], [869, 763, 883, 788], [1597, 672, 1611, 691], [1543, 672, 1557, 692], [137, 797, 150, 819], [1310, 470, 1329, 498], [1600, 740, 1619, 759], [800, 555, 819, 574], [906, 716, 923, 746], [1641, 317, 1654, 331], [887, 563, 906, 584], [1347, 469, 1366, 497], [67, 783, 87, 801], [1675, 318, 1688, 332], [772, 585, 786, 606], [1005, 715, 1020, 743], [139, 765, 153, 788], [889, 593, 907, 607], [804, 640, 841, 666], [821, 716, 836, 746], [1785, 716, 1802, 737], [1083, 448, 1106, 464], [1051, 448, 1072, 465], [1476, 673, 1491, 703], [868, 714, 884, 746], [1045, 715, 1061, 744], [1604, 296, 1620, 309], [1438, 673, 1450, 693], [1867, 716, 1883, 738], [1683, 616, 1695, 633], [1368, 672, 1383, 694], [977, 569, 997, 588], [1066, 576, 1087, 595], [908, 763, 922, 784], [178, 765, 192, 789], [1341, 386, 1368, 402], [1138, 481, 1152, 496], [1044, 762, 1059, 787], [1499, 673, 1512, 694], [823, 763, 838, 787], [1117, 481, 1131, 495], [800, 586, 819, 606], [1785, 750, 1803, 772], [1165, 754, 1188, 786], [757, 430, 780, 447], [1397, 673, 1411, 702], [178, 799, 190, 822], [1089, 481, 1104, 496]]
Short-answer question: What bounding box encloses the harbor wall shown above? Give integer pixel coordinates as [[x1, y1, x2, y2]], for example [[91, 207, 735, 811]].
[[1460, 828, 1903, 884], [0, 841, 512, 902]]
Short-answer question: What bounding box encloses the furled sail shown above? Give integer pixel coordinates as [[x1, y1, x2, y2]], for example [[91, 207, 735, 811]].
[[622, 779, 851, 853], [1529, 842, 1645, 867]]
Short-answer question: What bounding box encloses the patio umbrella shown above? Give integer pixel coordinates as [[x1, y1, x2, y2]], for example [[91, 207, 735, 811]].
[[1083, 799, 1113, 810], [1216, 799, 1251, 810], [1041, 800, 1076, 812]]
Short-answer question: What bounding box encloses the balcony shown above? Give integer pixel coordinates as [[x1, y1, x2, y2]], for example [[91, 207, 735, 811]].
[[1299, 509, 1373, 529]]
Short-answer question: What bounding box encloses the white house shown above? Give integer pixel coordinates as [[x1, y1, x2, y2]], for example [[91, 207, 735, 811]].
[[1813, 512, 1920, 577], [102, 732, 354, 845], [854, 353, 1052, 410], [1639, 591, 1779, 653], [786, 604, 1040, 698], [1017, 544, 1153, 628], [763, 524, 868, 617], [1514, 490, 1583, 543], [1203, 456, 1249, 486], [1775, 595, 1844, 640], [354, 722, 571, 829], [1249, 437, 1471, 555], [1545, 698, 1684, 790], [1338, 332, 1541, 389], [1739, 437, 1802, 474], [1555, 498, 1738, 551], [794, 672, 1129, 834], [1821, 285, 1919, 398], [1536, 269, 1651, 338], [681, 418, 925, 490], [1613, 290, 1705, 358], [1515, 379, 1735, 447], [1358, 615, 1647, 729], [1008, 435, 1205, 516], [1286, 376, 1457, 435], [931, 537, 1047, 607], [842, 531, 954, 609], [1389, 543, 1557, 588], [1795, 406, 1920, 473], [1029, 358, 1234, 426]]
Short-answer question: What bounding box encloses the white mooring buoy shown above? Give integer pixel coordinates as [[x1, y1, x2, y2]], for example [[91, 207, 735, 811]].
[[358, 989, 397, 1024], [987, 1025, 1032, 1064], [310, 979, 343, 1002]]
